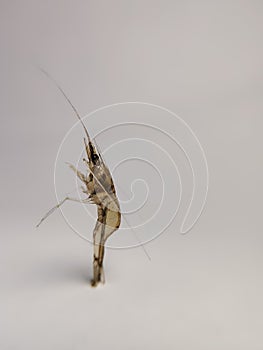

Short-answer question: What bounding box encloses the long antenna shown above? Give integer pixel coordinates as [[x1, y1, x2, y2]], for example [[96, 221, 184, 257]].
[[39, 67, 91, 143], [38, 68, 151, 261]]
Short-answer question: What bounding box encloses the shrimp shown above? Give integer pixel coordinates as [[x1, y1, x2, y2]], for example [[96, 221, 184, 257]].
[[37, 69, 121, 287]]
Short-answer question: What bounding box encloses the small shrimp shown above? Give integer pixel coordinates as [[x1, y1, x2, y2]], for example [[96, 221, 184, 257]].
[[37, 69, 121, 287]]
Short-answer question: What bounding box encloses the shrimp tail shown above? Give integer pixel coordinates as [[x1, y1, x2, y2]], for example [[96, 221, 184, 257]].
[[91, 243, 105, 287]]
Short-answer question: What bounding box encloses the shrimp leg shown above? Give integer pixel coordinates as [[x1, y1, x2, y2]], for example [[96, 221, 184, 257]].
[[36, 196, 90, 227]]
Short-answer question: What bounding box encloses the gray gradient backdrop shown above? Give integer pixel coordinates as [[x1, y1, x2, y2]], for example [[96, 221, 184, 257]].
[[1, 1, 263, 349]]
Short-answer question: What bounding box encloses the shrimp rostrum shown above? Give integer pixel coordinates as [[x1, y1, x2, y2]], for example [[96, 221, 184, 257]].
[[37, 69, 121, 287]]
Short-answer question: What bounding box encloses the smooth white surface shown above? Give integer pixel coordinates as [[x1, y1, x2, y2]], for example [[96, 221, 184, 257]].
[[1, 1, 263, 349]]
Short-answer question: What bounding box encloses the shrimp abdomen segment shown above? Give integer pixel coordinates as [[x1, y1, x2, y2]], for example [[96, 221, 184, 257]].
[[91, 207, 121, 287]]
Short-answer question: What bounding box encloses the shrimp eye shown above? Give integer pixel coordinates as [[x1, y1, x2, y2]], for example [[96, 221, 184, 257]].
[[92, 153, 99, 164]]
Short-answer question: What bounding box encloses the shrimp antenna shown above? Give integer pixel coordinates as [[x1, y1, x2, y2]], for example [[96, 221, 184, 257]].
[[39, 67, 91, 143]]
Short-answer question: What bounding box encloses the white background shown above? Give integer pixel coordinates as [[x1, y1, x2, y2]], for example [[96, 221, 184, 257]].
[[0, 1, 263, 349]]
